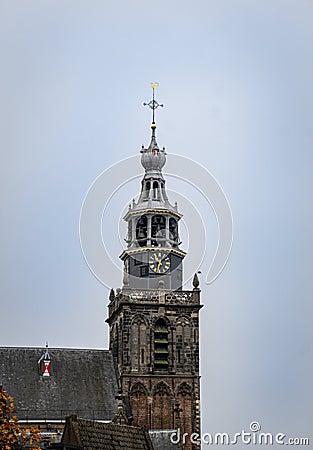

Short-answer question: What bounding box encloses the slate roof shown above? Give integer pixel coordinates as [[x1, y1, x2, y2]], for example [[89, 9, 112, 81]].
[[0, 347, 118, 421], [61, 415, 154, 450]]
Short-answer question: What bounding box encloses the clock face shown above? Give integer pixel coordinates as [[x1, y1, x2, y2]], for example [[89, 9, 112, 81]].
[[149, 251, 171, 274]]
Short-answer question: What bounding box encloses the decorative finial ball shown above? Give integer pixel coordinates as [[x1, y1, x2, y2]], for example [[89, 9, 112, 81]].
[[141, 149, 166, 171]]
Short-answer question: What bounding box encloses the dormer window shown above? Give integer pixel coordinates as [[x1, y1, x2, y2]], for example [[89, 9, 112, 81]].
[[38, 343, 52, 377]]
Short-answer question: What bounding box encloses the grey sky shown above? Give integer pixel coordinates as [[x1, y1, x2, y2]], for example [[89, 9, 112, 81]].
[[0, 0, 312, 446]]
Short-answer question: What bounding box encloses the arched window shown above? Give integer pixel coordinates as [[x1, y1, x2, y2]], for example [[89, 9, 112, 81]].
[[154, 318, 168, 370], [176, 318, 192, 370], [169, 218, 178, 243], [131, 316, 147, 370], [130, 383, 149, 427], [176, 324, 183, 366], [151, 215, 166, 246], [176, 383, 193, 436], [153, 181, 159, 199], [144, 181, 151, 200], [152, 382, 172, 430], [136, 215, 147, 247]]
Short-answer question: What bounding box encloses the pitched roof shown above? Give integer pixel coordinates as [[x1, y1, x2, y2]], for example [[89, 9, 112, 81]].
[[61, 415, 154, 450], [0, 347, 118, 421]]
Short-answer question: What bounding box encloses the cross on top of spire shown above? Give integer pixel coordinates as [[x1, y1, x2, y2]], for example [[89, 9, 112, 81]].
[[143, 82, 164, 125]]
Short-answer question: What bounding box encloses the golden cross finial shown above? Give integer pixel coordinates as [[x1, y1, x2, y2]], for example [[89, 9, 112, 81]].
[[143, 82, 164, 124]]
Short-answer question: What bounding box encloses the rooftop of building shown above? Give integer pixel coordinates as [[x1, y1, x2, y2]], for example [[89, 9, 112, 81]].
[[0, 346, 118, 421]]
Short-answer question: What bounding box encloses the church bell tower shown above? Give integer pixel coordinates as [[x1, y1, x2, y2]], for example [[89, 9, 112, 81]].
[[106, 84, 202, 449]]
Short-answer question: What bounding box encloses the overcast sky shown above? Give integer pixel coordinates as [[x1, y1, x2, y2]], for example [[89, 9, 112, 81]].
[[0, 0, 312, 446]]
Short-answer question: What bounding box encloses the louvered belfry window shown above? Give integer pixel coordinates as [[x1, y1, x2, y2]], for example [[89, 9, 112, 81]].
[[154, 318, 169, 370]]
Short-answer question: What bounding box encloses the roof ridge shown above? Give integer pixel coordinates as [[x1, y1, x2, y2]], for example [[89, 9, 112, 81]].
[[77, 417, 148, 430], [0, 346, 111, 351]]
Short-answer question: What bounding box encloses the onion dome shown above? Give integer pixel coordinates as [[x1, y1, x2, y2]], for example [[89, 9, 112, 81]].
[[140, 123, 166, 172]]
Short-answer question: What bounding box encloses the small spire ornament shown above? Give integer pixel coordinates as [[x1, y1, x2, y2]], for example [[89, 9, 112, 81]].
[[193, 272, 200, 290]]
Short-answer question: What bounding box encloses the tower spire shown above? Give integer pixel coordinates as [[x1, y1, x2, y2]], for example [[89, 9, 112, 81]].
[[143, 82, 164, 126], [140, 83, 166, 174], [108, 87, 202, 443]]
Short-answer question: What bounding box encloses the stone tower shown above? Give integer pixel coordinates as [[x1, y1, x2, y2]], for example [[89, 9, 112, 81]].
[[106, 87, 202, 449]]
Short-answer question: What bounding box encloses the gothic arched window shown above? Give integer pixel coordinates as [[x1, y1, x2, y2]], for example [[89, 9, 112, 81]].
[[130, 382, 149, 427], [152, 382, 172, 430], [175, 318, 192, 370], [176, 383, 193, 436], [131, 316, 148, 370]]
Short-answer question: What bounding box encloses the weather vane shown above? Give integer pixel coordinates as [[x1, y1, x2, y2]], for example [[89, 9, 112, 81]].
[[143, 82, 164, 124]]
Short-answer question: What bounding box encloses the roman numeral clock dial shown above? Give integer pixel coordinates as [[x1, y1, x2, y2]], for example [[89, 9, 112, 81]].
[[149, 251, 171, 274]]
